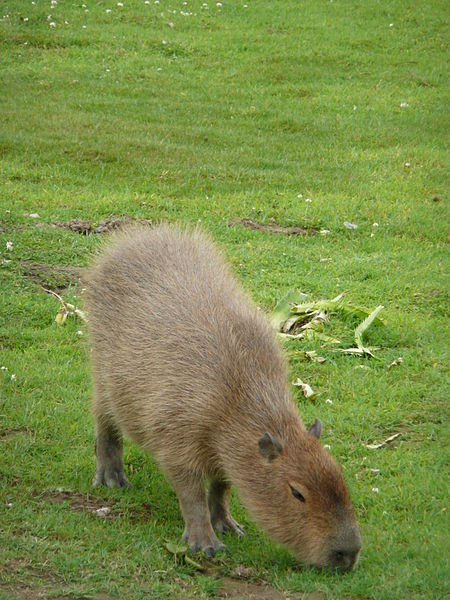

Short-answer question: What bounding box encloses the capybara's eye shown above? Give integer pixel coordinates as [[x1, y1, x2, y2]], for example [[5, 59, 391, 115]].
[[289, 484, 305, 503]]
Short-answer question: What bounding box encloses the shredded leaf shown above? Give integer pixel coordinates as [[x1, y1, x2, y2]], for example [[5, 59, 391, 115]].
[[366, 432, 402, 449], [55, 306, 68, 326], [164, 541, 204, 571], [43, 287, 88, 325], [184, 555, 205, 571], [304, 350, 327, 363], [354, 305, 384, 353], [292, 378, 316, 398], [164, 541, 188, 556], [273, 290, 385, 358], [388, 357, 403, 369], [270, 290, 308, 331]]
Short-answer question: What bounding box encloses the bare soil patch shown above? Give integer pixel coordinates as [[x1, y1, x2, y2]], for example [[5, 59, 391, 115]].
[[217, 577, 287, 599], [0, 427, 31, 440], [230, 218, 317, 236], [21, 261, 84, 292], [53, 216, 153, 235], [1, 558, 121, 599], [34, 489, 156, 522]]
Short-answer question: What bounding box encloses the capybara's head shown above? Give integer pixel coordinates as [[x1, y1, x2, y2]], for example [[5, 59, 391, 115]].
[[250, 418, 361, 571]]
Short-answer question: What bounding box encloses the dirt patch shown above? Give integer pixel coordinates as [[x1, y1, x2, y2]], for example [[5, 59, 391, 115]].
[[36, 489, 117, 519], [34, 489, 156, 522], [0, 427, 31, 440], [21, 261, 84, 292], [217, 577, 287, 599], [1, 558, 119, 599], [230, 218, 317, 236], [53, 216, 153, 235], [0, 558, 65, 600]]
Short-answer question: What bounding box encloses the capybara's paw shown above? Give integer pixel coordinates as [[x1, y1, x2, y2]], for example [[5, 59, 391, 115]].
[[182, 527, 229, 557], [92, 466, 129, 488], [211, 513, 245, 537]]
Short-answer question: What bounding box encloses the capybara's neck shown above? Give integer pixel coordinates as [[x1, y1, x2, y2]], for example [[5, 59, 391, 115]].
[[215, 376, 306, 479]]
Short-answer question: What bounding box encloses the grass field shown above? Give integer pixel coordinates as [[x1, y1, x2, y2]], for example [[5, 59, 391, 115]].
[[0, 0, 448, 598]]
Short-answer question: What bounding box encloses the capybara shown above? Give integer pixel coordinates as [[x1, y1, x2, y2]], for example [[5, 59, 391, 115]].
[[84, 224, 362, 570]]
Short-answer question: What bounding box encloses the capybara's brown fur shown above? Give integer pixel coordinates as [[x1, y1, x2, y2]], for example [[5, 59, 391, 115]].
[[84, 224, 361, 570]]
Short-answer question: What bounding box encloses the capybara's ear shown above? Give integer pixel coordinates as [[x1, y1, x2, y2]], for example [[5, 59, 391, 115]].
[[258, 432, 283, 462], [308, 418, 322, 439]]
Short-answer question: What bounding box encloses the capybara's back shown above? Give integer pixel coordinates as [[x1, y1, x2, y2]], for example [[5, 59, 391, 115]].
[[85, 225, 282, 462], [85, 224, 361, 569]]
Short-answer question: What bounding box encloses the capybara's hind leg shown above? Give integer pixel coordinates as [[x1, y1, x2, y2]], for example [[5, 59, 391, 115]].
[[93, 419, 129, 489], [208, 478, 245, 537], [166, 466, 229, 557]]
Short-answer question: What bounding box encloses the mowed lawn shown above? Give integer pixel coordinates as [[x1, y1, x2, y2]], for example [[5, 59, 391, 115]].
[[0, 0, 448, 598]]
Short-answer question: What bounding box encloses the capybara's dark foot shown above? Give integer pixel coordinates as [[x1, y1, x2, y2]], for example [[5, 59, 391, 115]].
[[211, 513, 245, 537], [182, 526, 229, 556], [92, 465, 129, 488]]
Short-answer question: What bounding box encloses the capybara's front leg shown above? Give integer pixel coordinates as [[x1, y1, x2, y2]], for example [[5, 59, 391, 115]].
[[166, 466, 229, 556], [93, 423, 129, 489], [208, 478, 245, 537]]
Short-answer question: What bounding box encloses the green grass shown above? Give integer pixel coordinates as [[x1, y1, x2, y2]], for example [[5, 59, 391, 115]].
[[0, 0, 448, 598]]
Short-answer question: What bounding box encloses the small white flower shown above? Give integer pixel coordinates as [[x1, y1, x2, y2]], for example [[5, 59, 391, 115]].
[[405, 161, 410, 167], [371, 468, 380, 474], [305, 197, 312, 203], [324, 444, 331, 450], [400, 101, 409, 108], [297, 193, 303, 198], [117, 1, 123, 5], [372, 222, 379, 227], [154, 0, 159, 3], [353, 105, 357, 110], [10, 374, 16, 381], [389, 23, 393, 27], [47, 14, 52, 19], [216, 1, 222, 5], [325, 399, 333, 405], [320, 229, 330, 235], [77, 330, 83, 336], [372, 487, 379, 493], [7, 502, 13, 507], [82, 24, 86, 28], [106, 8, 111, 13], [24, 17, 29, 22], [106, 68, 110, 72], [157, 67, 162, 71], [145, 0, 149, 3], [49, 21, 56, 26], [64, 19, 68, 23], [6, 241, 13, 251], [162, 39, 167, 44], [1, 366, 7, 371]]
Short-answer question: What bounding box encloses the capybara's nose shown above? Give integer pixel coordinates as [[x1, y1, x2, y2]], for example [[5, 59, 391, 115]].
[[332, 534, 362, 571]]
